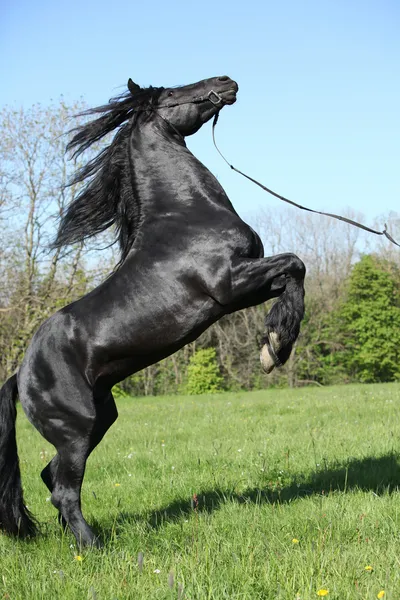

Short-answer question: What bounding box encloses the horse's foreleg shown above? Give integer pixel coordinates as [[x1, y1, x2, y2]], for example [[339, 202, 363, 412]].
[[261, 269, 305, 373], [222, 253, 306, 373]]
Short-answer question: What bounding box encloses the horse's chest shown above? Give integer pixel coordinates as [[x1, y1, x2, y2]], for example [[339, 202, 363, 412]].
[[204, 222, 263, 260]]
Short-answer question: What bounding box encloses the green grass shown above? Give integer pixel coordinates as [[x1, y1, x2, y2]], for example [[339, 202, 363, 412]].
[[1, 383, 400, 599]]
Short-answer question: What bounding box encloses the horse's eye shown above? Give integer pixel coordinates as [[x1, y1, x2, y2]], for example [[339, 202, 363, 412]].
[[168, 91, 174, 97]]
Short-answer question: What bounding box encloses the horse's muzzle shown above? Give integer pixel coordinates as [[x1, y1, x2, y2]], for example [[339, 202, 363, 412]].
[[222, 90, 238, 105], [217, 78, 238, 105]]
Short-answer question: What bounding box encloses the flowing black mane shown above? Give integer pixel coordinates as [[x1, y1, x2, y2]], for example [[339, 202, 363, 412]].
[[53, 84, 164, 261]]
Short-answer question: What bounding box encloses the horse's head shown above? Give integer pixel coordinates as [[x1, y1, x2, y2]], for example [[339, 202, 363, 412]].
[[128, 76, 238, 137], [160, 76, 238, 136]]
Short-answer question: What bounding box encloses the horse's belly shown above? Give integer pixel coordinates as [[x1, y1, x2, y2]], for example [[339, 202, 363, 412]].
[[89, 293, 221, 385]]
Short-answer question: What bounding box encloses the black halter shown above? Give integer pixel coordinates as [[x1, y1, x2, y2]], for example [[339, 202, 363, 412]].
[[157, 89, 224, 110], [153, 90, 224, 141]]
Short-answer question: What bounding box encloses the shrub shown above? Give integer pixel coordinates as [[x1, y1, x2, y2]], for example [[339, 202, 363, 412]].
[[186, 348, 223, 395]]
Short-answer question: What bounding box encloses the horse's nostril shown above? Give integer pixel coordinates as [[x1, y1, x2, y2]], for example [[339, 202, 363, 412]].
[[218, 76, 230, 82]]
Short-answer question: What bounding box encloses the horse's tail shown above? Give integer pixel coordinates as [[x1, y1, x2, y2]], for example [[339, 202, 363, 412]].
[[0, 374, 37, 538]]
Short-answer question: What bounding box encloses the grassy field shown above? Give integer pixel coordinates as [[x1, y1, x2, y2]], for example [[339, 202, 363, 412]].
[[1, 383, 400, 599]]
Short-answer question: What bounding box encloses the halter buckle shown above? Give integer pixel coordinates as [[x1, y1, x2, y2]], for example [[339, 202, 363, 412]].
[[207, 90, 224, 106]]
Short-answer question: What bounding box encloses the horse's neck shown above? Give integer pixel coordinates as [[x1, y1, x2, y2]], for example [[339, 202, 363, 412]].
[[129, 121, 237, 213]]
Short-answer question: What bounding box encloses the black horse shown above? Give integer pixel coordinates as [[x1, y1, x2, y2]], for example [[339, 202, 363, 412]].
[[0, 76, 305, 546]]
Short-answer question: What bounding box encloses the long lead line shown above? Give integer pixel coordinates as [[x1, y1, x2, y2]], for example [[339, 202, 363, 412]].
[[212, 114, 399, 247]]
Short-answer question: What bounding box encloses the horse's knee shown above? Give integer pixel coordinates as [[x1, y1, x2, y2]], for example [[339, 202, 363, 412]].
[[285, 253, 306, 280]]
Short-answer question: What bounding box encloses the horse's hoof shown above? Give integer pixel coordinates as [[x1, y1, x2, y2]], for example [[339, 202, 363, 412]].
[[260, 332, 280, 374], [76, 535, 103, 550], [92, 536, 103, 549]]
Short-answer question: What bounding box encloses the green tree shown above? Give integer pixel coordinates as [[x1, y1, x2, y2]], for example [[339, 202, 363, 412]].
[[337, 255, 400, 382], [186, 348, 223, 395]]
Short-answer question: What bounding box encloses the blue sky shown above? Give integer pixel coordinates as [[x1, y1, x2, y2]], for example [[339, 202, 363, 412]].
[[1, 0, 399, 233]]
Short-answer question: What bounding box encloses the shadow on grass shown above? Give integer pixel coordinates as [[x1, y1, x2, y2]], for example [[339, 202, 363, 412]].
[[107, 452, 400, 536]]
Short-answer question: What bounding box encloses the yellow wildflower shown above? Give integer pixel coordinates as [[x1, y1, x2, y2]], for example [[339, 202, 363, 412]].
[[377, 592, 385, 599], [74, 555, 83, 561], [114, 483, 121, 487], [364, 565, 373, 572], [292, 538, 299, 544], [317, 591, 329, 597]]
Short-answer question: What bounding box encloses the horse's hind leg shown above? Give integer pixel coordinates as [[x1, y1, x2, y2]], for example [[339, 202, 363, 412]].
[[41, 393, 117, 493], [41, 393, 118, 541], [41, 455, 59, 495], [41, 455, 66, 527], [50, 434, 97, 547], [19, 365, 109, 548]]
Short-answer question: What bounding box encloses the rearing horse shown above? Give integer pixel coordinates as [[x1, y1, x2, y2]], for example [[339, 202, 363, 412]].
[[0, 76, 305, 546]]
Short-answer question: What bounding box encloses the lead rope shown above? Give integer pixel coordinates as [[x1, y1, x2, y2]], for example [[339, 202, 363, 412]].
[[212, 113, 400, 247]]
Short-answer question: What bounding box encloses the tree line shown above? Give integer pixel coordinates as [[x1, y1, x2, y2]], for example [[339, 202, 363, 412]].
[[0, 101, 399, 394]]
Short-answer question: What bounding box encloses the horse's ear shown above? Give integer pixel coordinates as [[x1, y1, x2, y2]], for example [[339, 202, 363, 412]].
[[127, 78, 141, 95]]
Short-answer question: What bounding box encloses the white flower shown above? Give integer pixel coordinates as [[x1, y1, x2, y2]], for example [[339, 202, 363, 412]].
[[153, 569, 161, 574]]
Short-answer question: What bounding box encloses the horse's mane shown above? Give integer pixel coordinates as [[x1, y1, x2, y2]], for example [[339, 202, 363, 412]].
[[52, 84, 164, 262]]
